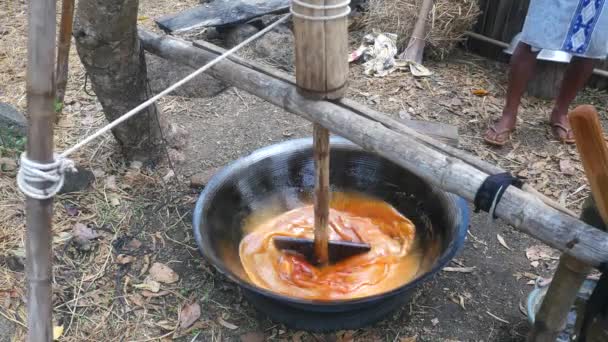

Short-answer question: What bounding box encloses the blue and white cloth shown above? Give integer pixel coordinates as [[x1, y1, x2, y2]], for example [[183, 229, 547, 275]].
[[521, 0, 608, 59]]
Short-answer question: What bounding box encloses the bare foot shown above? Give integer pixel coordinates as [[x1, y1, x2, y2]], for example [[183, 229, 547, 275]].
[[483, 115, 517, 146], [550, 109, 575, 143]]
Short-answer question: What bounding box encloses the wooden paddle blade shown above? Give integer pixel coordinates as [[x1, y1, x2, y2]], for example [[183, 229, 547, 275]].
[[569, 105, 608, 224], [273, 236, 371, 265]]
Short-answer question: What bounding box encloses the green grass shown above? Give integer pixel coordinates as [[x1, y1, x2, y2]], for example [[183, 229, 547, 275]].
[[0, 126, 26, 157]]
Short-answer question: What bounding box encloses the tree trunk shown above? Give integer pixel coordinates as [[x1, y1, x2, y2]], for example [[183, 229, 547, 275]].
[[73, 0, 164, 161]]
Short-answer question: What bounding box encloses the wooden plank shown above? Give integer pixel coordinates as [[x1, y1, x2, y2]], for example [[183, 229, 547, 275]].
[[155, 0, 290, 33], [26, 0, 56, 340], [193, 39, 459, 146], [140, 29, 608, 267]]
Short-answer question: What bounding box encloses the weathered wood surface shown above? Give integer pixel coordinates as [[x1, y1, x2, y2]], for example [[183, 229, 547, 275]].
[[193, 39, 459, 147], [139, 29, 608, 267], [55, 0, 75, 110], [156, 0, 290, 33], [399, 0, 432, 64], [26, 0, 56, 340]]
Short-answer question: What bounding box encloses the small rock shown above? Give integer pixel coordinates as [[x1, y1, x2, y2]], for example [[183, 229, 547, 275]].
[[240, 332, 265, 342], [190, 167, 221, 188], [398, 110, 411, 120], [224, 24, 260, 48], [5, 255, 24, 272], [0, 157, 17, 172], [59, 166, 94, 194], [0, 102, 27, 135], [130, 161, 143, 170]]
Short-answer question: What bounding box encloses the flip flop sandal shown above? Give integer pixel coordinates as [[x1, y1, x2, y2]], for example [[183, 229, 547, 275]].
[[483, 125, 514, 146], [551, 123, 575, 144]]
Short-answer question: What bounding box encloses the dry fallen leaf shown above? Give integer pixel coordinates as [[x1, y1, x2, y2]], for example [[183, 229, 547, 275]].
[[526, 245, 558, 261], [141, 290, 170, 298], [116, 254, 134, 265], [149, 262, 179, 284], [559, 159, 576, 176], [218, 317, 238, 330], [53, 325, 64, 340], [155, 320, 175, 331], [240, 332, 266, 342], [129, 293, 145, 307], [134, 276, 161, 293], [72, 223, 98, 241], [179, 301, 201, 329], [472, 88, 489, 96], [497, 234, 511, 250], [400, 336, 417, 342]]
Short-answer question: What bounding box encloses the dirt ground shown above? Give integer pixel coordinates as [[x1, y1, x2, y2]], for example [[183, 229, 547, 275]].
[[1, 0, 606, 341]]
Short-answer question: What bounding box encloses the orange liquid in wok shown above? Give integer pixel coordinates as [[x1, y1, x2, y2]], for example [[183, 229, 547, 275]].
[[239, 192, 423, 300]]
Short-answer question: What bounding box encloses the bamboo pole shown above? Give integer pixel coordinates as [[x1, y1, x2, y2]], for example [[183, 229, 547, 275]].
[[139, 30, 608, 267], [193, 38, 574, 217], [292, 0, 350, 263], [399, 0, 433, 63], [55, 0, 75, 111], [26, 0, 56, 340]]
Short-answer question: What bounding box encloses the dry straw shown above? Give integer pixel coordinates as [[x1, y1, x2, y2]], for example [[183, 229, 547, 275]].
[[364, 0, 480, 60]]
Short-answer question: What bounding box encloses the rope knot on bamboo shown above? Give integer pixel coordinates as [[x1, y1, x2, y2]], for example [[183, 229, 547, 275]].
[[17, 153, 76, 200]]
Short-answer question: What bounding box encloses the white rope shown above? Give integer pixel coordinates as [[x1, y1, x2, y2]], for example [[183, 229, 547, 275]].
[[291, 0, 351, 21], [17, 14, 291, 200], [17, 154, 76, 200]]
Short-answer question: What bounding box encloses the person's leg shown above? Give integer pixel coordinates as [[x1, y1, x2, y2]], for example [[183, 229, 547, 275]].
[[550, 57, 596, 142], [484, 42, 538, 145]]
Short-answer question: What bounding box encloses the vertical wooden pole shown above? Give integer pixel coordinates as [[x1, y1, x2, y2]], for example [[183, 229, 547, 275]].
[[529, 105, 608, 341], [292, 0, 349, 264], [26, 0, 56, 340], [55, 0, 76, 111], [313, 124, 330, 265], [399, 0, 433, 63]]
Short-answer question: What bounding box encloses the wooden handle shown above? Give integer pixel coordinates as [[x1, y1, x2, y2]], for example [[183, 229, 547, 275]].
[[569, 105, 608, 223], [313, 123, 330, 265]]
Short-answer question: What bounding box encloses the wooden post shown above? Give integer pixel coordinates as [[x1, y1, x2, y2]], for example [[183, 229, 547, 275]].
[[292, 0, 350, 263], [55, 0, 75, 111], [26, 0, 56, 340], [399, 0, 433, 63]]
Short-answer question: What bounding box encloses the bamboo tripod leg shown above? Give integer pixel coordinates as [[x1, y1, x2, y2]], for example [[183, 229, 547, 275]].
[[26, 0, 57, 340], [55, 0, 75, 110], [313, 124, 330, 265]]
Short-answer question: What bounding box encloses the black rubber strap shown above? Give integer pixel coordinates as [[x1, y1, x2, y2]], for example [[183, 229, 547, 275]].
[[474, 172, 524, 219]]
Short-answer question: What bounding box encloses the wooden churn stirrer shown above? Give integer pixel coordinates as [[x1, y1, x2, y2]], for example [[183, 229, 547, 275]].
[[273, 0, 370, 265]]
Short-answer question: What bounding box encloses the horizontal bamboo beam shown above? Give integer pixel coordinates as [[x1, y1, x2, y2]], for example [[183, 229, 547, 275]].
[[139, 29, 608, 267]]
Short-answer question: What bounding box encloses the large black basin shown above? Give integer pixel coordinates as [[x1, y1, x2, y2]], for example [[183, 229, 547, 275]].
[[193, 137, 469, 331]]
